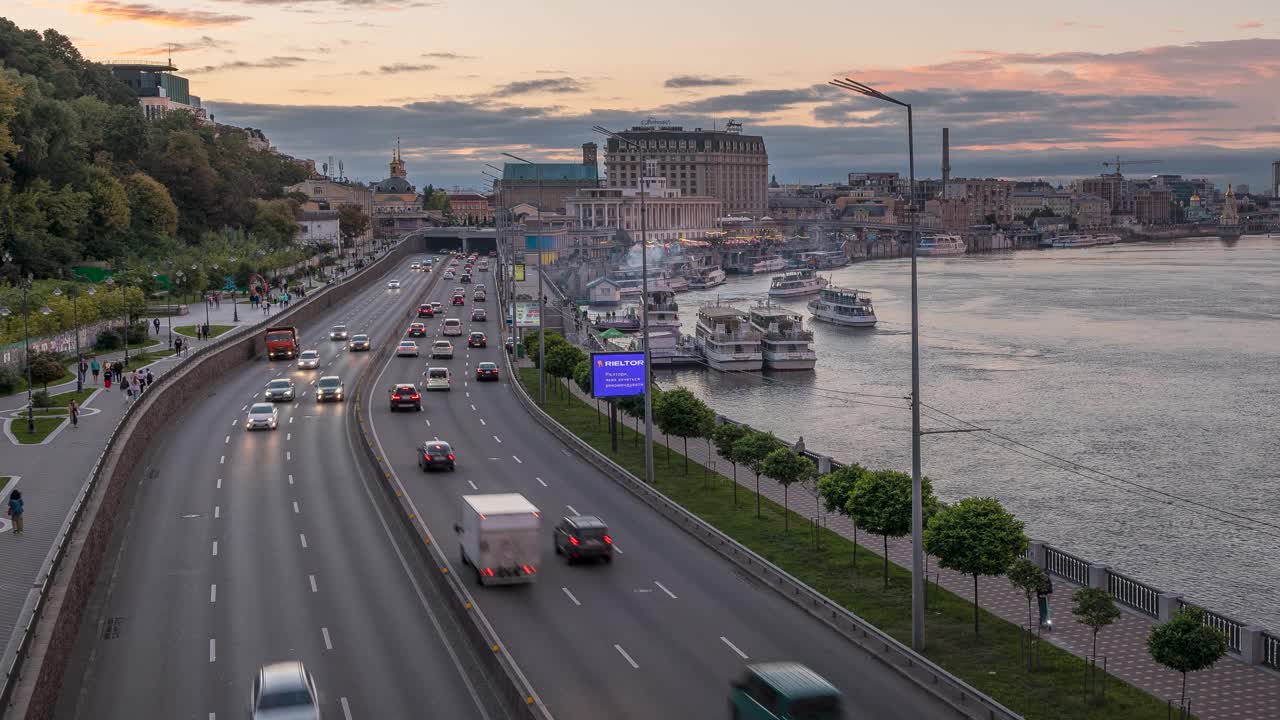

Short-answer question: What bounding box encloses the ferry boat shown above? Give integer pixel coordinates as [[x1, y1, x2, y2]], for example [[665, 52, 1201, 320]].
[[1052, 234, 1100, 249], [693, 305, 763, 371], [664, 274, 690, 293], [644, 289, 682, 331], [799, 250, 850, 269], [748, 303, 816, 371], [768, 269, 829, 298], [687, 265, 727, 290], [1093, 233, 1121, 245], [750, 255, 787, 274], [916, 234, 967, 256], [807, 286, 877, 328]]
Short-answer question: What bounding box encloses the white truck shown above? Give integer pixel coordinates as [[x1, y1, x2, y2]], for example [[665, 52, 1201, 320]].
[[457, 493, 541, 586]]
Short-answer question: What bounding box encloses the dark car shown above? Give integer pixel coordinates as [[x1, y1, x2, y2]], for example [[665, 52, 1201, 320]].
[[417, 440, 455, 472], [467, 331, 487, 348], [407, 322, 427, 337], [315, 375, 344, 402], [452, 294, 465, 305], [348, 334, 371, 351], [388, 382, 421, 412], [553, 515, 613, 564], [475, 361, 499, 381], [471, 308, 487, 322], [417, 304, 434, 318], [263, 378, 295, 402], [460, 273, 472, 283]]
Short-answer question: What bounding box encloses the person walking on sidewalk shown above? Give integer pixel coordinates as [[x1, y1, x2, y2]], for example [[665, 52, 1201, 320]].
[[78, 356, 88, 385], [174, 337, 183, 357], [90, 356, 100, 385], [153, 317, 161, 335], [7, 490, 23, 535], [145, 368, 154, 389], [69, 399, 80, 428]]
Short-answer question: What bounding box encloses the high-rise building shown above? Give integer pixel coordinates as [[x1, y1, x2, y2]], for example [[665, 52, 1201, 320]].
[[108, 62, 206, 121], [603, 120, 768, 217], [944, 178, 1015, 225], [1271, 159, 1280, 198]]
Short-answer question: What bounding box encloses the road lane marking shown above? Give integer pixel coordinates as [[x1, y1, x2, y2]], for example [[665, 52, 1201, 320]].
[[720, 636, 749, 659], [341, 698, 353, 720], [613, 544, 624, 554], [224, 435, 230, 444], [655, 581, 677, 599], [513, 455, 523, 464], [288, 474, 294, 485], [210, 584, 216, 603], [293, 501, 300, 514], [493, 435, 502, 444], [614, 644, 639, 669], [309, 574, 318, 593], [467, 480, 478, 490], [219, 455, 225, 464], [231, 420, 237, 427], [214, 505, 220, 519], [322, 627, 333, 650], [286, 451, 292, 461], [425, 418, 431, 427], [566, 505, 578, 515], [217, 478, 222, 489], [470, 404, 476, 411], [211, 541, 218, 557], [299, 533, 308, 548], [479, 418, 486, 426], [209, 639, 216, 662], [241, 405, 248, 411], [536, 477, 547, 487], [287, 432, 291, 441], [561, 587, 581, 606], [289, 416, 294, 424]]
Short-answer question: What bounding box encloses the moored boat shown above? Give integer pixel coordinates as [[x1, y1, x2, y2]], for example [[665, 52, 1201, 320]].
[[768, 269, 829, 298], [687, 265, 727, 290], [751, 255, 787, 274], [916, 234, 967, 256], [748, 303, 816, 370], [807, 286, 877, 328], [693, 304, 762, 371]]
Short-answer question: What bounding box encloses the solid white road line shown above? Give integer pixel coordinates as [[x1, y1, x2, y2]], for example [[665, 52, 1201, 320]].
[[561, 587, 582, 606], [341, 697, 353, 720], [299, 533, 308, 548], [210, 584, 216, 603], [614, 644, 639, 669], [536, 477, 547, 487], [309, 574, 318, 593], [720, 636, 749, 660], [293, 501, 300, 514], [211, 541, 218, 557], [209, 638, 216, 663], [322, 627, 333, 650], [467, 480, 478, 490], [513, 455, 523, 464], [655, 581, 677, 599], [566, 505, 578, 515]]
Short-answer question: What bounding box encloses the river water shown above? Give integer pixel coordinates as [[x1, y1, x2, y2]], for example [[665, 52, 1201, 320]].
[[659, 235, 1280, 629]]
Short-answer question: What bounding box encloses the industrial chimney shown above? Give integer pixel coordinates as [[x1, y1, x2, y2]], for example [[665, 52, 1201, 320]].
[[941, 128, 951, 200]]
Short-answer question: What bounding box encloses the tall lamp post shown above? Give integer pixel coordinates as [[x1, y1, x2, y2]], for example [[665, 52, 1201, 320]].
[[228, 256, 240, 322], [52, 283, 95, 392], [592, 124, 655, 486], [486, 163, 516, 324], [502, 152, 547, 404], [104, 275, 131, 370], [0, 264, 43, 434], [830, 77, 925, 651]]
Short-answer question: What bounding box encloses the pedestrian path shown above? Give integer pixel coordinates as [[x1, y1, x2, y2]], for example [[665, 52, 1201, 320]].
[[544, 370, 1280, 720]]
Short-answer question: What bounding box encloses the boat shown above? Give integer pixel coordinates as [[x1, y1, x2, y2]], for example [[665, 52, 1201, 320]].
[[1052, 234, 1101, 249], [799, 250, 850, 269], [1093, 233, 1121, 245], [750, 255, 787, 274], [916, 234, 967, 256], [693, 304, 763, 371], [768, 269, 829, 298], [664, 274, 690, 293], [687, 265, 727, 290], [808, 286, 877, 328], [644, 289, 682, 331], [748, 303, 816, 371]]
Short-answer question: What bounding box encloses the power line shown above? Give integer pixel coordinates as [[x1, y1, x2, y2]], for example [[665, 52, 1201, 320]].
[[664, 354, 910, 410]]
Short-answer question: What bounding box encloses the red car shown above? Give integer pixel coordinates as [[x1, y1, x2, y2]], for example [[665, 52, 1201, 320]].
[[452, 294, 465, 305], [467, 331, 487, 348], [417, 304, 434, 318]]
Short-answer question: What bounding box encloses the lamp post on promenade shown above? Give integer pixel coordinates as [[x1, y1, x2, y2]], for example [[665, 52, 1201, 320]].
[[104, 273, 130, 370], [0, 259, 45, 434], [52, 283, 94, 392], [502, 152, 547, 404]]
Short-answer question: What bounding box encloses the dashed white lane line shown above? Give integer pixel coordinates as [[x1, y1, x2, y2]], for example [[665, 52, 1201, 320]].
[[536, 477, 547, 487], [286, 451, 292, 461], [493, 435, 502, 444], [214, 505, 220, 519], [513, 455, 523, 464], [231, 420, 237, 427], [219, 455, 225, 464], [479, 418, 486, 426], [287, 432, 292, 441], [299, 533, 308, 549], [322, 627, 333, 651], [654, 581, 677, 599], [309, 574, 318, 593], [211, 541, 218, 557], [241, 405, 248, 412], [467, 480, 478, 490], [613, 544, 624, 555], [340, 697, 353, 720], [566, 504, 578, 515], [425, 418, 431, 427], [720, 636, 749, 660], [224, 435, 230, 444], [293, 501, 300, 514], [289, 416, 295, 424], [614, 644, 639, 669], [470, 404, 476, 411], [561, 587, 582, 606], [217, 478, 222, 489], [209, 638, 217, 663], [210, 584, 217, 603]]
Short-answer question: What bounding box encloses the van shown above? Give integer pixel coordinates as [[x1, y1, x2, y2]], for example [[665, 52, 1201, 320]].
[[729, 663, 842, 720], [425, 367, 452, 391]]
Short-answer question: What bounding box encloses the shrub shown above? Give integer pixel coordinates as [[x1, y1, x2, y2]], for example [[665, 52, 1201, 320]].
[[125, 322, 150, 344], [31, 389, 53, 408], [0, 366, 21, 395], [95, 328, 123, 350]]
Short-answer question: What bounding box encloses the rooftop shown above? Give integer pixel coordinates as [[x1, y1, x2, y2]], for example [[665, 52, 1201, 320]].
[[502, 163, 598, 182]]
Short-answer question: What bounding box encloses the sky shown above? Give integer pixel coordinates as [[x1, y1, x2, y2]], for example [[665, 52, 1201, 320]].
[[7, 0, 1280, 192]]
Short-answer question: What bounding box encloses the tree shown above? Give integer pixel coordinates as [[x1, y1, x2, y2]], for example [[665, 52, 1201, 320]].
[[573, 358, 591, 395], [849, 470, 935, 588], [712, 422, 748, 504], [1008, 557, 1050, 634], [28, 350, 65, 390], [545, 342, 584, 401], [732, 430, 783, 519], [653, 388, 715, 475], [251, 198, 299, 246], [924, 497, 1027, 636], [1072, 587, 1121, 659], [762, 448, 815, 530], [124, 171, 178, 246], [1148, 606, 1227, 710], [84, 165, 131, 257], [818, 463, 866, 562], [338, 203, 369, 249]]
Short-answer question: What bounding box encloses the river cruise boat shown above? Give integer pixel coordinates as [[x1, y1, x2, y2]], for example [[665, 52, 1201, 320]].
[[693, 305, 763, 371], [1052, 234, 1100, 248], [644, 289, 682, 331], [768, 269, 829, 298], [748, 303, 816, 371], [1093, 233, 1121, 245], [664, 273, 690, 293], [807, 286, 877, 328], [916, 234, 967, 256], [687, 265, 727, 290], [799, 250, 850, 269], [751, 255, 787, 274]]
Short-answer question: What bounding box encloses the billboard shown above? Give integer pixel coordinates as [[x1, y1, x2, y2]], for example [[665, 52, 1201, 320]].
[[591, 352, 647, 398], [514, 263, 525, 282], [515, 301, 540, 328]]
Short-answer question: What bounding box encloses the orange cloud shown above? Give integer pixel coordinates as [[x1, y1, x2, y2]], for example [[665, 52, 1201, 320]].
[[1236, 20, 1263, 29], [78, 1, 250, 27]]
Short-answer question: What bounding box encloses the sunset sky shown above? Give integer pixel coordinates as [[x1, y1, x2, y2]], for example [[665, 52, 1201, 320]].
[[7, 0, 1280, 191]]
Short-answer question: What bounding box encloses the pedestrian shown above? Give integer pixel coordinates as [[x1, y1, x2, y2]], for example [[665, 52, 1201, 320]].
[[153, 317, 161, 335], [104, 369, 112, 389], [69, 399, 79, 428], [90, 356, 100, 385], [145, 368, 154, 388], [78, 356, 88, 384], [174, 337, 183, 357], [120, 373, 130, 400], [1037, 576, 1054, 631], [7, 490, 24, 535]]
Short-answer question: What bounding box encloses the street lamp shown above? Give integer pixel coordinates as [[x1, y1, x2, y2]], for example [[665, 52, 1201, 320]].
[[228, 256, 240, 322], [485, 163, 517, 319], [52, 284, 94, 392], [503, 152, 549, 404], [593, 124, 655, 487], [830, 77, 925, 651], [105, 274, 130, 369]]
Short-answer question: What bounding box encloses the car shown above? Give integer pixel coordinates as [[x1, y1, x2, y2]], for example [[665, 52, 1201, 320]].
[[245, 403, 279, 430], [442, 318, 463, 336], [461, 273, 472, 283], [396, 340, 419, 357], [473, 290, 486, 302], [315, 375, 344, 402], [444, 270, 455, 279], [453, 286, 465, 294], [388, 382, 421, 411], [431, 301, 443, 314], [431, 340, 454, 359], [250, 661, 319, 720], [329, 325, 349, 340], [729, 663, 842, 720], [471, 308, 487, 322], [417, 303, 434, 318], [452, 294, 465, 306], [467, 331, 487, 348], [475, 283, 486, 291], [475, 361, 499, 381], [348, 334, 371, 351], [417, 440, 456, 472], [553, 515, 613, 564], [410, 262, 420, 270], [387, 279, 402, 289], [296, 349, 320, 369], [504, 337, 515, 353], [424, 366, 451, 391], [264, 378, 295, 402], [478, 263, 489, 273], [407, 322, 427, 337]]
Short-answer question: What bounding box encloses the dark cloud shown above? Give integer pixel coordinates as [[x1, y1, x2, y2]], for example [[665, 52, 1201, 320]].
[[79, 1, 250, 27], [660, 85, 838, 114], [1256, 125, 1280, 132], [186, 56, 307, 74], [121, 35, 226, 56], [377, 63, 438, 74], [492, 77, 585, 96], [664, 75, 746, 89]]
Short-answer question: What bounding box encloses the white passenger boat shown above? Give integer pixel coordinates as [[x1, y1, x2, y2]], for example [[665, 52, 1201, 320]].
[[748, 303, 816, 371], [768, 269, 829, 298], [751, 255, 787, 274], [663, 274, 690, 293], [1093, 233, 1121, 245], [916, 234, 967, 256], [693, 305, 763, 371], [1052, 234, 1100, 248], [644, 289, 682, 332], [807, 286, 877, 328], [687, 265, 726, 290]]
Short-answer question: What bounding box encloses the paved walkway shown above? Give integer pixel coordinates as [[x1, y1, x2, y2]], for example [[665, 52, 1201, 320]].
[[542, 368, 1280, 720]]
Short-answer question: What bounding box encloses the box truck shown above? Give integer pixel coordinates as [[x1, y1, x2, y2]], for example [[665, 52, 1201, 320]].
[[264, 326, 299, 360], [457, 493, 541, 586]]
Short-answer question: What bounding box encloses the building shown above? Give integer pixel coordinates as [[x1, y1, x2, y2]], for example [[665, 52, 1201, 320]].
[[1080, 175, 1136, 218], [603, 120, 768, 217], [1071, 195, 1111, 227], [1148, 174, 1196, 206], [564, 176, 721, 242], [944, 178, 1015, 225], [447, 193, 492, 224], [847, 172, 901, 195], [108, 62, 206, 121], [1012, 191, 1072, 219], [500, 144, 600, 216], [1134, 185, 1172, 225], [372, 142, 418, 210], [295, 209, 339, 245], [284, 175, 374, 245], [767, 195, 830, 221], [1273, 160, 1280, 198]]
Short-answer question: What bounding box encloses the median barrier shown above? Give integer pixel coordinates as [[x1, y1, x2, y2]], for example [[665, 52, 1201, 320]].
[[500, 350, 1021, 720], [0, 241, 414, 720]]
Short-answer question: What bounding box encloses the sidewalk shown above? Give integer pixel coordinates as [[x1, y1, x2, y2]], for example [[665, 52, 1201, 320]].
[[545, 368, 1280, 720]]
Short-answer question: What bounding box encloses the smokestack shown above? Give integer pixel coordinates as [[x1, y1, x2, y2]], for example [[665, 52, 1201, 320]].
[[941, 128, 951, 190]]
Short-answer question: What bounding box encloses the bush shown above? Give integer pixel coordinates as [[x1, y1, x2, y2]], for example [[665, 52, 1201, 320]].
[[125, 322, 150, 344], [95, 328, 122, 350], [0, 365, 21, 395], [31, 389, 53, 408]]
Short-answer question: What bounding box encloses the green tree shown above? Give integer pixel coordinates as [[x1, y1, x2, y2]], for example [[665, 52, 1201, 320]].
[[732, 430, 784, 519], [251, 198, 299, 246], [28, 350, 65, 390], [84, 165, 131, 257], [124, 171, 178, 246], [1007, 557, 1050, 634], [1073, 586, 1121, 659], [762, 447, 815, 530], [338, 202, 369, 250], [1148, 606, 1227, 710], [849, 470, 935, 588], [818, 463, 867, 562], [573, 358, 591, 395], [545, 342, 584, 401], [924, 497, 1028, 636], [712, 422, 748, 504], [653, 387, 715, 476]]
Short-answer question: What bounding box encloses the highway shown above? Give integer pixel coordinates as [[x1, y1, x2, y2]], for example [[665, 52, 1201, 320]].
[[57, 255, 507, 719], [364, 259, 958, 719]]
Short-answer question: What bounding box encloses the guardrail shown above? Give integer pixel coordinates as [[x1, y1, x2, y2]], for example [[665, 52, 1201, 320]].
[[1108, 570, 1161, 619], [1044, 546, 1091, 587], [1178, 600, 1244, 654], [1263, 632, 1280, 671]]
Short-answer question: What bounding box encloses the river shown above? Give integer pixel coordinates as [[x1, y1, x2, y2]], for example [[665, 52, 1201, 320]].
[[658, 235, 1280, 630]]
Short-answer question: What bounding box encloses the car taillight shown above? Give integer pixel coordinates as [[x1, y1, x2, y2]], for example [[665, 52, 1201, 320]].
[[424, 453, 432, 460], [447, 453, 455, 460], [569, 536, 580, 546], [522, 565, 536, 575], [410, 394, 420, 400], [482, 568, 495, 577], [604, 535, 613, 545], [392, 394, 401, 400]]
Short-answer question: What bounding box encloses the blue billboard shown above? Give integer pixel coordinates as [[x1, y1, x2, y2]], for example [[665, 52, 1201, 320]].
[[591, 352, 647, 398]]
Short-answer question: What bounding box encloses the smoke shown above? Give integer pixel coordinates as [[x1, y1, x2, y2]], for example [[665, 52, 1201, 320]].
[[623, 242, 666, 269]]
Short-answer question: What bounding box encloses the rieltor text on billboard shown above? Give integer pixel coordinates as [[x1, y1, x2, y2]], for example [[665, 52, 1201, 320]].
[[591, 352, 647, 398]]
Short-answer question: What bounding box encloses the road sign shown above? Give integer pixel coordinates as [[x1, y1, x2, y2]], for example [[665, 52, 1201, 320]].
[[591, 352, 647, 398], [515, 301, 540, 328], [514, 263, 525, 282]]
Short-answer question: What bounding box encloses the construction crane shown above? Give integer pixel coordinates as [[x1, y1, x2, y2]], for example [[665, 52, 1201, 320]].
[[1102, 156, 1162, 176]]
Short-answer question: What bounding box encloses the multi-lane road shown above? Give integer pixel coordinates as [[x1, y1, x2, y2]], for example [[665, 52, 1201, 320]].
[[58, 249, 958, 719]]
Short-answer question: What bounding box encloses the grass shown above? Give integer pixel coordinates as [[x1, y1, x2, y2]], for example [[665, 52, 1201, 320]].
[[11, 415, 67, 444], [0, 476, 9, 493], [174, 324, 233, 338], [518, 368, 1177, 720], [4, 370, 76, 396], [50, 387, 98, 406]]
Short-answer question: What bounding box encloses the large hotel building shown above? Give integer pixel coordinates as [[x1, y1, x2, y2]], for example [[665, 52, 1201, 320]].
[[602, 121, 768, 218]]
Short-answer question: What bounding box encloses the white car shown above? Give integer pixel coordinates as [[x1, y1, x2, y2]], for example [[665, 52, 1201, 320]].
[[387, 279, 402, 289], [329, 325, 349, 340], [444, 270, 455, 279], [425, 367, 451, 391], [396, 340, 419, 357], [245, 403, 279, 430], [442, 319, 463, 336], [250, 661, 319, 720], [431, 340, 454, 359], [297, 350, 320, 369], [410, 262, 421, 270]]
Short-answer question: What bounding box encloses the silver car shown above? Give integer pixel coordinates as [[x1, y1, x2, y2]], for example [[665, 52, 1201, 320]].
[[296, 350, 320, 370], [387, 279, 402, 289], [329, 325, 349, 340], [431, 340, 454, 359], [397, 340, 419, 357], [250, 661, 319, 719], [245, 403, 279, 430]]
